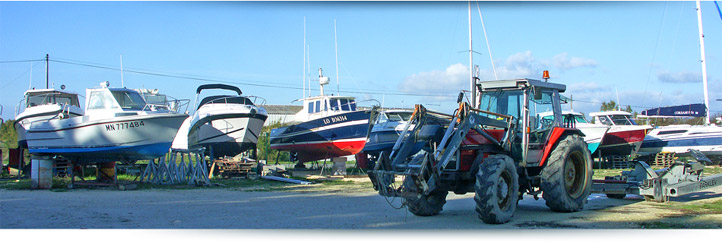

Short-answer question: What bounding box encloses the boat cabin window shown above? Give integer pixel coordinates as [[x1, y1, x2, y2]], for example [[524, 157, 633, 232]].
[[387, 112, 412, 122], [315, 100, 321, 113], [308, 101, 314, 113], [598, 116, 613, 126], [340, 99, 349, 111], [349, 99, 357, 111], [87, 91, 121, 110], [657, 130, 687, 135], [111, 91, 147, 110], [26, 93, 80, 108], [329, 99, 340, 111], [375, 113, 388, 124]]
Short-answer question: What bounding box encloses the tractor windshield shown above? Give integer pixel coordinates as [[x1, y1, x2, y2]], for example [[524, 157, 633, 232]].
[[479, 90, 523, 120]]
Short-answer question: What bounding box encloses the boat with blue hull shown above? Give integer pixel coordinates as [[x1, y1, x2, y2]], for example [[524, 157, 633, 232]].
[[25, 82, 188, 164], [361, 109, 450, 156], [270, 68, 371, 164], [638, 104, 722, 159]]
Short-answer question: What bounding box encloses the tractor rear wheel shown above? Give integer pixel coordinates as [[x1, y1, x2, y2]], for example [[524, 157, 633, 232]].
[[474, 154, 519, 224], [540, 134, 592, 212], [403, 177, 448, 216]]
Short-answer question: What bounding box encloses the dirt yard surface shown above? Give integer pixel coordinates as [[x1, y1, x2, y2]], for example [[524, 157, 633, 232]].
[[2, 177, 721, 229]]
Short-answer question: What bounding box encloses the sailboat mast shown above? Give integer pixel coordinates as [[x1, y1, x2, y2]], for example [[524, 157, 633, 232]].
[[335, 19, 340, 95], [468, 1, 475, 108], [303, 16, 306, 99], [696, 0, 711, 125], [120, 55, 125, 87]]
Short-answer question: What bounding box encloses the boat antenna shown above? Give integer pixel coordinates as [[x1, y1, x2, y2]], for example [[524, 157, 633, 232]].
[[307, 44, 311, 97], [45, 54, 49, 89], [476, 2, 497, 80], [303, 16, 306, 99], [615, 87, 621, 111], [29, 62, 33, 89], [697, 0, 711, 125], [334, 18, 340, 96], [120, 55, 125, 88], [468, 1, 475, 108]]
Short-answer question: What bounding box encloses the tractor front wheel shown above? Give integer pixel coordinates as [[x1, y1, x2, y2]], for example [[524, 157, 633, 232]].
[[474, 154, 519, 224], [540, 134, 592, 212], [403, 177, 448, 216]]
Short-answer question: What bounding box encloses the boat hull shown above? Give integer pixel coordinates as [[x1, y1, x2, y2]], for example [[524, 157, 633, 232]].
[[576, 126, 609, 154], [15, 105, 84, 148], [639, 125, 722, 157], [26, 113, 188, 164], [594, 126, 648, 158], [188, 112, 268, 158], [270, 110, 370, 162]]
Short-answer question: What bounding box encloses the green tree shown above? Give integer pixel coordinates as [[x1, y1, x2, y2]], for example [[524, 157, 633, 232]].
[[600, 100, 618, 111], [0, 120, 18, 164], [256, 120, 289, 162]]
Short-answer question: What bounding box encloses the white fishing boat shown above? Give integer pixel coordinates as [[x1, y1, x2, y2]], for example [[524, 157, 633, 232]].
[[540, 111, 609, 154], [14, 87, 84, 148], [25, 81, 188, 164], [171, 84, 268, 158]]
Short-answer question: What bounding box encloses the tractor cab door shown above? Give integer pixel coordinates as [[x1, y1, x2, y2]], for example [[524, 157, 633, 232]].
[[524, 88, 562, 166]]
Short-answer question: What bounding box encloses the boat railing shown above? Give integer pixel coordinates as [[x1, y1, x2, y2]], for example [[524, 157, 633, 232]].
[[246, 96, 266, 106], [143, 98, 190, 114], [204, 95, 265, 106]]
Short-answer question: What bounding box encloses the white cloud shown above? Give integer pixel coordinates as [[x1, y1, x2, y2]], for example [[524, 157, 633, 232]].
[[398, 51, 598, 104], [657, 71, 701, 83], [551, 52, 598, 70]]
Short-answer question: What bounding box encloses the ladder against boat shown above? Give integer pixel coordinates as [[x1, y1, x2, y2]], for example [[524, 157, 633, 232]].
[[140, 148, 210, 186]]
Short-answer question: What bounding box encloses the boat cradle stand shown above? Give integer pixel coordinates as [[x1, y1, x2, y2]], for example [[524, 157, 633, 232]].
[[140, 148, 211, 186], [592, 150, 722, 202]]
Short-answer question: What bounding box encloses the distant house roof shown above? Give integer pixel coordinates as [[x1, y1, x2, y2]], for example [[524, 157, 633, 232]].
[[260, 105, 303, 115]]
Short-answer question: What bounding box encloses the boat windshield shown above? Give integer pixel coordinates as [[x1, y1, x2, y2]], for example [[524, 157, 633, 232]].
[[26, 93, 79, 108], [610, 115, 637, 125], [111, 91, 147, 110], [330, 98, 357, 111], [386, 112, 412, 122]]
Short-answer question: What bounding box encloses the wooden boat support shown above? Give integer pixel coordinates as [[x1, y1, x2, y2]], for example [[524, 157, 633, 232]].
[[592, 150, 722, 202], [140, 148, 210, 186]]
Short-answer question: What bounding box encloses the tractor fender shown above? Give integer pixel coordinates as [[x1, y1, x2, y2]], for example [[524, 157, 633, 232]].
[[538, 128, 585, 167]]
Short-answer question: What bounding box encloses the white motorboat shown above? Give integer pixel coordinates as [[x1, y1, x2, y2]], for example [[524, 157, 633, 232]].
[[171, 84, 268, 158], [14, 87, 84, 148], [588, 111, 652, 158], [25, 82, 188, 164], [540, 111, 609, 154]]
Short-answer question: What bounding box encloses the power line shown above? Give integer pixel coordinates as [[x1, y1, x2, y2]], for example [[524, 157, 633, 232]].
[[0, 59, 44, 64], [48, 57, 457, 98]]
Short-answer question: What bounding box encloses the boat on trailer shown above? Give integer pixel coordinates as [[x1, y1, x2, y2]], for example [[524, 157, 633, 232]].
[[25, 82, 188, 164], [270, 69, 370, 165], [172, 84, 268, 159]]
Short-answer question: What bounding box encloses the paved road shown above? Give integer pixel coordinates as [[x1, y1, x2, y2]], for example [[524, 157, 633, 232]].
[[4, 187, 720, 229]]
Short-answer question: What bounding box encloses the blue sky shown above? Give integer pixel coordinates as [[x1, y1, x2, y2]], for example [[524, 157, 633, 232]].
[[2, 1, 722, 120]]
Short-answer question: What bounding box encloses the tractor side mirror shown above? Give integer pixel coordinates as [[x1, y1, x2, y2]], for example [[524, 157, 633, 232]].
[[534, 88, 543, 100], [457, 92, 464, 103]]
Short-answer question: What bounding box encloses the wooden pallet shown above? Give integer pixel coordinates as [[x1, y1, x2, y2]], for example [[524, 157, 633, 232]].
[[652, 152, 676, 167]]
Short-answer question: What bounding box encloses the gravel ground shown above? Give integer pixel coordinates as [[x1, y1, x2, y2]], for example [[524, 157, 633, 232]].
[[1, 184, 721, 229]]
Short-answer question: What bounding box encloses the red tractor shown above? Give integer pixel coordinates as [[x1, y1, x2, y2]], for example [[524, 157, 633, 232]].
[[367, 78, 593, 224]]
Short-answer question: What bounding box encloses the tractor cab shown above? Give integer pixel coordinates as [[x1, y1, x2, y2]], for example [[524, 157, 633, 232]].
[[476, 78, 566, 166]]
